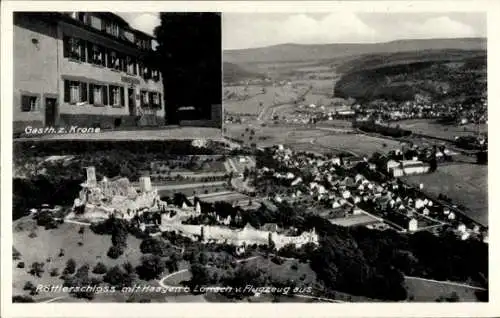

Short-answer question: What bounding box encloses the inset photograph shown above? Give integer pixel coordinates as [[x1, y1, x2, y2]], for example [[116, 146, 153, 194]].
[[223, 12, 487, 302], [13, 12, 222, 140]]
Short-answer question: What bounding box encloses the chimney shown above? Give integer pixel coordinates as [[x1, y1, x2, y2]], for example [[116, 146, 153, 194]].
[[86, 167, 97, 187]]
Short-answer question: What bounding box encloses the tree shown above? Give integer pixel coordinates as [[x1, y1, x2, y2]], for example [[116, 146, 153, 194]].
[[107, 245, 124, 259], [136, 255, 165, 280], [13, 247, 21, 260], [189, 263, 210, 288], [104, 266, 132, 289], [29, 262, 45, 278], [63, 259, 76, 275], [154, 13, 221, 125], [92, 262, 108, 275], [140, 237, 171, 257]]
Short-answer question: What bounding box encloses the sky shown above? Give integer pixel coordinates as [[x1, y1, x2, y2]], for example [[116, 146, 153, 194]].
[[117, 12, 160, 36], [222, 12, 486, 50], [115, 12, 486, 51]]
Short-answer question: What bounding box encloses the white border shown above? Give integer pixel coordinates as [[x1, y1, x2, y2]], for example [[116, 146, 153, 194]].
[[2, 1, 499, 317]]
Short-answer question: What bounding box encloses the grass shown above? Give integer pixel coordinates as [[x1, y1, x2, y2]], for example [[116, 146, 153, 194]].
[[404, 276, 480, 302], [159, 184, 232, 198], [394, 120, 487, 140], [315, 134, 403, 156], [12, 219, 143, 300], [403, 164, 488, 226]]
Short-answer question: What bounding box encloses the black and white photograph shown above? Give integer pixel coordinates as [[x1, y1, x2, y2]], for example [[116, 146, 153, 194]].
[[223, 12, 488, 302], [2, 2, 495, 316], [13, 11, 222, 140]]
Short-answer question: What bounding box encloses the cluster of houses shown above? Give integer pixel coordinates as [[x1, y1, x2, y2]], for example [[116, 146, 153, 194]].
[[356, 95, 487, 125], [258, 145, 487, 242], [70, 167, 318, 250]]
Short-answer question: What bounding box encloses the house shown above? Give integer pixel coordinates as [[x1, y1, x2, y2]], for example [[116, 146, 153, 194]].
[[389, 160, 430, 177], [14, 12, 164, 132]]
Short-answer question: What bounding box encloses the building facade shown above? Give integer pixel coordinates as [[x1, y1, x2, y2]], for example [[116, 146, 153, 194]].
[[14, 12, 164, 133]]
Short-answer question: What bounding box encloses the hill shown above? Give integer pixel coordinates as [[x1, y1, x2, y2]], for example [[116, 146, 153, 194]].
[[223, 62, 264, 83], [333, 49, 486, 103], [224, 38, 486, 64]]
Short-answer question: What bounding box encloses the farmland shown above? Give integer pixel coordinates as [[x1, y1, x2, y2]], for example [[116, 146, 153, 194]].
[[394, 119, 487, 140], [403, 163, 488, 226]]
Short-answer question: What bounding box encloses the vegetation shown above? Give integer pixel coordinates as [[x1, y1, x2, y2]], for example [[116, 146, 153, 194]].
[[334, 51, 486, 104]]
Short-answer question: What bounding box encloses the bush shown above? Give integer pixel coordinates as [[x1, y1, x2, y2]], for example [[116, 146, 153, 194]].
[[17, 262, 25, 269], [13, 247, 21, 260], [29, 262, 45, 277], [23, 281, 36, 291], [107, 245, 124, 259], [28, 232, 37, 239], [63, 259, 76, 275], [92, 262, 108, 274], [12, 295, 35, 303], [50, 268, 59, 277]]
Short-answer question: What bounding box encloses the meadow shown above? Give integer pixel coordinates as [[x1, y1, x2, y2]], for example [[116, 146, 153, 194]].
[[403, 163, 488, 226]]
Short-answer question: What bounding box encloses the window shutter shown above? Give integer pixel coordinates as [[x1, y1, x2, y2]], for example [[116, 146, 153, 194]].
[[159, 93, 162, 107], [81, 82, 88, 102], [109, 86, 114, 105], [120, 87, 125, 106], [101, 47, 107, 67], [63, 36, 70, 58], [106, 50, 111, 68], [21, 95, 30, 111], [103, 85, 108, 105], [79, 40, 86, 62], [89, 84, 94, 104], [86, 41, 92, 63], [149, 92, 154, 106], [64, 80, 70, 102]]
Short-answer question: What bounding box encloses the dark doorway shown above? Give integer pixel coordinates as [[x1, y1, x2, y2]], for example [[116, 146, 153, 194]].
[[45, 98, 57, 126], [128, 88, 136, 116]]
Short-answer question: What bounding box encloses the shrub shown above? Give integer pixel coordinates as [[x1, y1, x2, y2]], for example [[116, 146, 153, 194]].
[[13, 247, 21, 260], [107, 245, 124, 259], [23, 281, 36, 291], [13, 295, 35, 303], [29, 262, 45, 277], [17, 262, 25, 269], [28, 232, 37, 239], [63, 259, 76, 275], [50, 268, 59, 277], [92, 262, 108, 275]]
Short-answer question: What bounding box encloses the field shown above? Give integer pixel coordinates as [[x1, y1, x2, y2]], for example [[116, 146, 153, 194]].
[[404, 277, 481, 302], [403, 164, 488, 226], [12, 219, 143, 300], [315, 134, 403, 157], [394, 120, 487, 140], [159, 184, 232, 198], [224, 84, 304, 115]]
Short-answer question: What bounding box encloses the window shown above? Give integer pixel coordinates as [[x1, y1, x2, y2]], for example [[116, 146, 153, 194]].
[[88, 43, 105, 66], [21, 95, 38, 112], [108, 50, 122, 71], [124, 30, 135, 43], [89, 15, 102, 31], [109, 86, 125, 107], [126, 56, 137, 75], [89, 84, 108, 106], [140, 90, 149, 107], [105, 22, 120, 37], [64, 80, 88, 104], [63, 36, 86, 62], [152, 69, 160, 81]]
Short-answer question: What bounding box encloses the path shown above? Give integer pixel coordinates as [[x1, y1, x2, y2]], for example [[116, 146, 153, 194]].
[[158, 255, 342, 303], [404, 276, 486, 290]]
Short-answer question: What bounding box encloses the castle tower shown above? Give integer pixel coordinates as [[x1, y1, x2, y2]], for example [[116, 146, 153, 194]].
[[86, 166, 97, 187], [139, 176, 152, 192]]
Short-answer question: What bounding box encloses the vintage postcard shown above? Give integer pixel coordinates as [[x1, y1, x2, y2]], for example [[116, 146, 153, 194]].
[[1, 1, 498, 318]]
